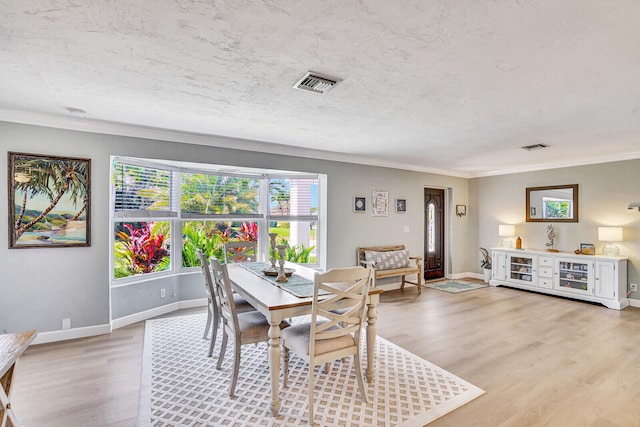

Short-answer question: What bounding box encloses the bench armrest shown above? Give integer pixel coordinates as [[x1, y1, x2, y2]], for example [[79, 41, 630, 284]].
[[360, 260, 376, 269], [409, 256, 423, 269]]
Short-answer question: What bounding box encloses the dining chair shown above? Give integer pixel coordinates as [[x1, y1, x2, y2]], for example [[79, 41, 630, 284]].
[[196, 250, 255, 357], [209, 258, 290, 397], [223, 241, 257, 263], [281, 266, 372, 424]]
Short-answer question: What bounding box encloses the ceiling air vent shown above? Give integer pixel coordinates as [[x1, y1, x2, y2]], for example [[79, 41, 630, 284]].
[[293, 72, 342, 95], [522, 143, 549, 151]]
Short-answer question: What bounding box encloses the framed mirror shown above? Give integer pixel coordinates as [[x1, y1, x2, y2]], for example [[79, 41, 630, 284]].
[[526, 184, 578, 222]]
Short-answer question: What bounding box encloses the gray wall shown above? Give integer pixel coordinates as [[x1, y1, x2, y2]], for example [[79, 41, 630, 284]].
[[0, 121, 470, 334], [470, 159, 640, 297]]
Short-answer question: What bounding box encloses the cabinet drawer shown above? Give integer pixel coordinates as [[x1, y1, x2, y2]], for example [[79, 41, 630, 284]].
[[538, 266, 553, 277], [538, 257, 553, 266], [538, 278, 553, 289]]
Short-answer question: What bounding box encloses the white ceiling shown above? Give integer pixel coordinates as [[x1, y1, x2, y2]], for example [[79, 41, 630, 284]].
[[1, 1, 639, 178]]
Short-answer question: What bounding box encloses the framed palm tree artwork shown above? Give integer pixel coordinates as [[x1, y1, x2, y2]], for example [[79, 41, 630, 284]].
[[8, 152, 91, 248]]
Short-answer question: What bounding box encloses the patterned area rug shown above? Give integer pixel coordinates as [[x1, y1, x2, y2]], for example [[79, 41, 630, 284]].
[[426, 280, 489, 294], [138, 313, 484, 426]]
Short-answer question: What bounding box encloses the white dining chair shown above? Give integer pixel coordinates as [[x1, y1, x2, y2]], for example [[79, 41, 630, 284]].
[[281, 266, 372, 424], [209, 258, 290, 397], [196, 250, 254, 357]]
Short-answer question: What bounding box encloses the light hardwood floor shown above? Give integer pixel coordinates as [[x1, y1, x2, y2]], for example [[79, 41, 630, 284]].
[[11, 283, 640, 426]]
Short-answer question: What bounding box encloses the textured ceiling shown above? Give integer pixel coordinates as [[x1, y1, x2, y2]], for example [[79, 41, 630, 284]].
[[1, 1, 639, 177]]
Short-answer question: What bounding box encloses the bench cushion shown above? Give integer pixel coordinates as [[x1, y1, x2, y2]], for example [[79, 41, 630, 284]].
[[364, 249, 410, 271]]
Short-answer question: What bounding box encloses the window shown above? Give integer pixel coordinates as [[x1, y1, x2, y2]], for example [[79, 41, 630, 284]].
[[181, 173, 260, 217], [181, 220, 259, 267], [427, 202, 435, 253], [112, 159, 176, 279], [111, 158, 325, 282], [542, 197, 573, 219], [268, 178, 319, 263]]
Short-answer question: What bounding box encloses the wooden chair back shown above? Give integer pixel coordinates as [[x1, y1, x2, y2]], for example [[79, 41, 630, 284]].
[[209, 258, 240, 340], [224, 241, 257, 263], [310, 266, 372, 363]]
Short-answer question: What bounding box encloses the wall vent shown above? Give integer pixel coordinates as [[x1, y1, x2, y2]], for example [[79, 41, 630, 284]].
[[293, 72, 342, 95], [522, 143, 549, 151]]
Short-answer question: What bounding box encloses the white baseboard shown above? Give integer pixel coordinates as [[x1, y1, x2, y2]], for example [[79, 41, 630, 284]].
[[33, 299, 208, 345], [111, 298, 208, 330], [450, 272, 483, 281], [33, 323, 112, 345], [629, 298, 640, 308]]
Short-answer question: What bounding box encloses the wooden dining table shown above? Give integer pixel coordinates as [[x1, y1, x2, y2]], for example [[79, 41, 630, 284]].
[[225, 262, 383, 417]]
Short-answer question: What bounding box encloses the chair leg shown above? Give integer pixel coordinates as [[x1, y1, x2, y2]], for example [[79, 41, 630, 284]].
[[216, 331, 228, 370], [401, 275, 406, 290], [229, 340, 241, 397], [308, 365, 315, 425], [353, 352, 369, 403], [203, 299, 213, 339], [208, 309, 219, 357]]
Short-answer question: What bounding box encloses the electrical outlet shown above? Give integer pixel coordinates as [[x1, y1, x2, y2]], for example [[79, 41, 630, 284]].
[[160, 288, 166, 298], [62, 318, 71, 330], [630, 283, 638, 292]]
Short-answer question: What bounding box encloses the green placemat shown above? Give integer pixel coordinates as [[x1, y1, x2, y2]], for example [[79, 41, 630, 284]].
[[238, 262, 326, 298]]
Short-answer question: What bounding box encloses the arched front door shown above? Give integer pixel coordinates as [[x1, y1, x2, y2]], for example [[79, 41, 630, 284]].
[[424, 188, 445, 280]]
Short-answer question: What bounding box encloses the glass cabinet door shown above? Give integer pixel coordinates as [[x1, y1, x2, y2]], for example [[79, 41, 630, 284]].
[[556, 259, 593, 294], [508, 255, 534, 284]]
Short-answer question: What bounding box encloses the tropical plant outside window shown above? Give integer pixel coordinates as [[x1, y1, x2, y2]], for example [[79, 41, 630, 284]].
[[111, 158, 323, 280]]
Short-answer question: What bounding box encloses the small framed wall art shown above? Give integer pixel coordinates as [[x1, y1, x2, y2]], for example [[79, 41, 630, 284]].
[[353, 196, 366, 212], [395, 198, 406, 213], [371, 190, 389, 217], [456, 204, 467, 217], [580, 243, 595, 255]]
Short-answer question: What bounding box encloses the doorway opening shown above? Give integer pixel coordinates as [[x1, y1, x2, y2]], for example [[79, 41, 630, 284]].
[[424, 188, 445, 280]]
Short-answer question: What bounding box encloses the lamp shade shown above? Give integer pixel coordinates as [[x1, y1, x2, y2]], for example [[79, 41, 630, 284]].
[[498, 224, 515, 237], [598, 227, 623, 242]]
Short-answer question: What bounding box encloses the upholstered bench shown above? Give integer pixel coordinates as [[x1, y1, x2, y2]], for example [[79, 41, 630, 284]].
[[356, 245, 423, 294]]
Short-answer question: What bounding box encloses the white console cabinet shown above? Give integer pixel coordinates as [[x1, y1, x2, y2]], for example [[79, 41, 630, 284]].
[[490, 248, 628, 310]]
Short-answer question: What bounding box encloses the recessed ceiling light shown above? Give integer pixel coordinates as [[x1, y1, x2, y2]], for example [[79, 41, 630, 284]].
[[293, 71, 342, 95], [521, 143, 549, 151]]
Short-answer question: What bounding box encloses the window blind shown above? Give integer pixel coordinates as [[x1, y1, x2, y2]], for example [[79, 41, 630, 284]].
[[268, 178, 318, 220], [180, 173, 262, 219], [113, 159, 177, 219]]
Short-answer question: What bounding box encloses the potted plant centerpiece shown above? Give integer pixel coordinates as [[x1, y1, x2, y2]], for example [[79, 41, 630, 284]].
[[480, 247, 492, 283]]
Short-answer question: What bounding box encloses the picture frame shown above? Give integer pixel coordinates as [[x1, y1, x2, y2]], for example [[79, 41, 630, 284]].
[[580, 243, 595, 255], [395, 198, 406, 213], [353, 196, 366, 212], [456, 204, 466, 217], [371, 190, 389, 217], [8, 152, 91, 248]]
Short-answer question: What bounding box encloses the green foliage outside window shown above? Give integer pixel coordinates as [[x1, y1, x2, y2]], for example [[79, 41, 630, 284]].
[[114, 222, 171, 278], [544, 201, 570, 218], [181, 221, 258, 267]]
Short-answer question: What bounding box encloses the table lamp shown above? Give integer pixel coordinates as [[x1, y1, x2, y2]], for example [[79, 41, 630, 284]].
[[598, 227, 623, 256], [499, 224, 515, 248]]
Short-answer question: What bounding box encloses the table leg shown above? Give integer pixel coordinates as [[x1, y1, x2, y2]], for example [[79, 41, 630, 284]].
[[268, 320, 282, 416], [365, 300, 378, 383]]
